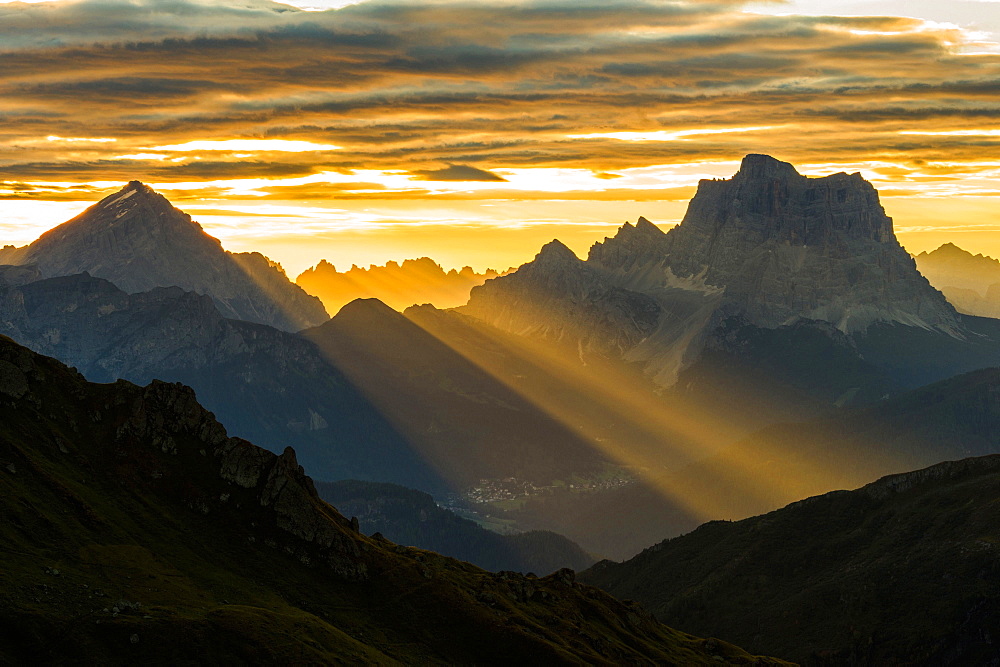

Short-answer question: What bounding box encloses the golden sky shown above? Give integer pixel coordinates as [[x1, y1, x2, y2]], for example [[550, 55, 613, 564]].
[[1, 0, 999, 274]]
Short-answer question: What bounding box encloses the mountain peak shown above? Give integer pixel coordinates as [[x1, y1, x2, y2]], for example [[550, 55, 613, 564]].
[[329, 297, 403, 324], [535, 239, 579, 263], [929, 242, 971, 257], [735, 154, 800, 181], [635, 216, 664, 235], [2, 183, 329, 331]]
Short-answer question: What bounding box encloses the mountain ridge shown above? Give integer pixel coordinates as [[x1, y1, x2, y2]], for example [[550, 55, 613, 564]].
[[0, 182, 328, 332], [297, 256, 503, 315], [580, 453, 1000, 664], [461, 155, 967, 395], [0, 332, 788, 664]]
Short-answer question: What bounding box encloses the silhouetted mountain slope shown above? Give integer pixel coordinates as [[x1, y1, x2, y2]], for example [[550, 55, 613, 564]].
[[297, 257, 501, 314], [316, 480, 595, 574], [0, 182, 327, 331], [0, 335, 787, 665], [581, 455, 1000, 665], [915, 242, 1000, 318], [301, 298, 613, 488], [0, 270, 653, 495], [0, 272, 441, 491]]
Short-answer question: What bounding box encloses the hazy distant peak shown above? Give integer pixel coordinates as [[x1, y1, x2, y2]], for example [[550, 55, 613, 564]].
[[296, 257, 501, 313], [401, 257, 442, 270], [925, 242, 973, 258]]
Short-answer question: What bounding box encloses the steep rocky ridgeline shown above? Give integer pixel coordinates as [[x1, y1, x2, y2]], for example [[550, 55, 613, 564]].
[[581, 454, 1000, 665], [460, 155, 982, 402], [0, 272, 443, 491], [0, 335, 789, 665], [461, 240, 662, 360], [0, 182, 327, 332], [297, 257, 502, 314]]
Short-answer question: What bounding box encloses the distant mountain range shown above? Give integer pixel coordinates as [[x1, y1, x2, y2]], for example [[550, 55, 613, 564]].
[[581, 454, 1000, 664], [5, 159, 1000, 562], [915, 242, 1000, 318], [297, 257, 503, 314], [461, 154, 964, 396], [0, 182, 327, 332], [0, 334, 787, 664]]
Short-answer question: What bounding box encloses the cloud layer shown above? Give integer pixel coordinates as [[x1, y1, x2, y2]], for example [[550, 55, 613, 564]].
[[1, 0, 999, 270]]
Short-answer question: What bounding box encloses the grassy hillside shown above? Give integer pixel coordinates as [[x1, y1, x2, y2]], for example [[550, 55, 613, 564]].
[[581, 456, 1000, 665], [0, 334, 787, 665]]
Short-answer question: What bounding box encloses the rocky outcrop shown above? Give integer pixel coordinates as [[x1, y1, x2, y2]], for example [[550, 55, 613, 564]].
[[463, 155, 965, 388], [0, 340, 366, 579], [649, 154, 959, 333], [462, 240, 661, 358], [861, 453, 1000, 501], [0, 182, 328, 332]]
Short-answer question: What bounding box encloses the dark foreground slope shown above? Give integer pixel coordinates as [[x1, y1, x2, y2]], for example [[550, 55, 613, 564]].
[[317, 480, 595, 574], [581, 456, 1000, 665], [0, 336, 786, 665]]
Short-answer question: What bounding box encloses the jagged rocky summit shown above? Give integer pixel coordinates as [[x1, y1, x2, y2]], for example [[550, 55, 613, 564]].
[[463, 154, 962, 387], [0, 182, 328, 332], [296, 256, 502, 314]]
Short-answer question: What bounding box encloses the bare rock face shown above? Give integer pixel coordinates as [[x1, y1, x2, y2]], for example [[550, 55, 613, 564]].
[[0, 182, 327, 332], [648, 154, 959, 333], [462, 240, 661, 357], [0, 265, 42, 287], [464, 154, 964, 388]]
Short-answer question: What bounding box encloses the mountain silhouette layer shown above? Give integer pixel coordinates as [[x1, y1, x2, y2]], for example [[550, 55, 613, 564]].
[[581, 454, 1000, 664], [297, 257, 502, 314], [915, 242, 1000, 318], [0, 182, 328, 332], [0, 333, 788, 665]]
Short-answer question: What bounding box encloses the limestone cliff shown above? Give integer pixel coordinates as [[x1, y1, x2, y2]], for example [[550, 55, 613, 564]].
[[464, 155, 964, 389]]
